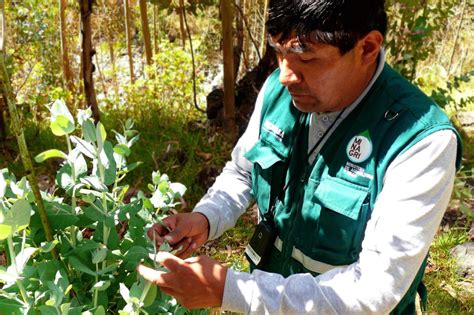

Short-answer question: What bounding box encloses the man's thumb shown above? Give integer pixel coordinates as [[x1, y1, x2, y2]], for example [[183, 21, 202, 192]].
[[163, 228, 184, 244]]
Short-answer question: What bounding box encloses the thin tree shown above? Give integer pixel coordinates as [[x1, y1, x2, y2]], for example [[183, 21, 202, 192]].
[[178, 0, 186, 48], [221, 0, 236, 140], [139, 0, 153, 65], [0, 0, 56, 251], [78, 0, 100, 122], [59, 0, 75, 96], [260, 0, 269, 57], [153, 4, 159, 54], [124, 0, 135, 83]]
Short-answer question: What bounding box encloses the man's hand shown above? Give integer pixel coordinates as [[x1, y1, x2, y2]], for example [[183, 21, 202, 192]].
[[137, 252, 227, 309], [148, 212, 209, 258]]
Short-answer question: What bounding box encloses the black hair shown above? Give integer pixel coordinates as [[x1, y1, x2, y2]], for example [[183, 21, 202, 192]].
[[267, 0, 387, 53]]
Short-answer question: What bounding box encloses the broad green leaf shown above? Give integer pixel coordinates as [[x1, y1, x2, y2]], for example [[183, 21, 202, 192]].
[[152, 171, 161, 185], [124, 161, 142, 172], [92, 248, 107, 264], [0, 172, 6, 198], [96, 263, 119, 276], [158, 180, 169, 193], [40, 240, 59, 253], [119, 283, 130, 302], [35, 149, 67, 163], [96, 122, 107, 151], [0, 199, 32, 240], [95, 141, 116, 186], [113, 144, 131, 157], [170, 182, 186, 198], [56, 163, 74, 192], [49, 99, 74, 123], [143, 281, 157, 307], [68, 256, 96, 276], [0, 297, 24, 315], [70, 136, 96, 159], [38, 305, 58, 315], [94, 305, 106, 315], [80, 176, 108, 192], [77, 108, 92, 125], [51, 115, 75, 136], [91, 281, 111, 292], [83, 119, 96, 142], [6, 247, 38, 280]]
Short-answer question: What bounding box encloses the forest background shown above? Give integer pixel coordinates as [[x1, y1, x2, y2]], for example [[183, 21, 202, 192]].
[[0, 0, 472, 314]]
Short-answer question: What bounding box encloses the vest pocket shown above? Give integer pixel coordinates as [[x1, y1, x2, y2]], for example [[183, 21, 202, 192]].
[[244, 140, 287, 216], [312, 176, 370, 263]]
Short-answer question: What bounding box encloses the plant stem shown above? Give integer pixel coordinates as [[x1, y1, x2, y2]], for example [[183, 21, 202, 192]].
[[7, 236, 29, 304], [94, 264, 99, 308], [66, 136, 77, 247], [0, 2, 56, 257]]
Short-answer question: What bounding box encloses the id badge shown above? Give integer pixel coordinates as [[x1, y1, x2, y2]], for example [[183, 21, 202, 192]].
[[245, 220, 277, 267]]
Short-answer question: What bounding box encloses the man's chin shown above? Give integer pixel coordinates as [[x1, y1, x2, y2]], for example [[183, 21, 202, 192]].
[[292, 98, 320, 113]]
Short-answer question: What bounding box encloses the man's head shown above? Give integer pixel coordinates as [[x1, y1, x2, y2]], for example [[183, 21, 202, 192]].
[[267, 0, 387, 113]]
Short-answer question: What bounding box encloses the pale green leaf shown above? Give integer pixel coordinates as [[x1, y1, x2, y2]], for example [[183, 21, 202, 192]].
[[0, 199, 32, 240], [50, 115, 75, 136], [90, 281, 111, 292], [119, 283, 130, 302], [92, 248, 107, 264], [0, 172, 6, 198], [35, 149, 67, 163], [170, 182, 186, 198], [83, 119, 97, 142], [94, 306, 106, 315], [113, 144, 131, 157], [70, 136, 95, 159]]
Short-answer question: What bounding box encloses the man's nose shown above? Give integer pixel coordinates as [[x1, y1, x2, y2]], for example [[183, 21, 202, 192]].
[[279, 57, 302, 86]]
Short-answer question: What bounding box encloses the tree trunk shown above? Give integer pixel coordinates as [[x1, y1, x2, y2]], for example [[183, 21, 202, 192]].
[[221, 0, 236, 140], [260, 0, 269, 57], [178, 0, 186, 48], [0, 96, 5, 142], [234, 0, 243, 80], [139, 0, 152, 65], [0, 0, 56, 251], [78, 0, 100, 122], [153, 4, 159, 54], [59, 0, 75, 96], [124, 0, 135, 83]]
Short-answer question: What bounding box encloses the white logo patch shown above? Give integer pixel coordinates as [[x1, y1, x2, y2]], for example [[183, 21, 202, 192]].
[[263, 120, 285, 141], [346, 135, 372, 163]]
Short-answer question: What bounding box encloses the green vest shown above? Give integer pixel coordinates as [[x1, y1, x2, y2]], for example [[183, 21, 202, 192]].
[[244, 64, 462, 314]]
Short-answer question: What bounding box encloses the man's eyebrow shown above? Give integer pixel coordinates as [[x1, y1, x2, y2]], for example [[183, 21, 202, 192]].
[[268, 37, 310, 55]]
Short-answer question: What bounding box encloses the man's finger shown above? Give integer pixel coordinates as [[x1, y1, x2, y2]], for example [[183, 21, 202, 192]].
[[156, 251, 183, 271], [136, 264, 174, 288], [176, 240, 199, 259]]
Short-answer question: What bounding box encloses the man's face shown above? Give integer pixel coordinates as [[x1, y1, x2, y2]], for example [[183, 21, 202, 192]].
[[270, 34, 368, 113]]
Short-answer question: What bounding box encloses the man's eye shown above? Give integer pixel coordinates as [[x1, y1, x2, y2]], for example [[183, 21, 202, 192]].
[[299, 57, 316, 64]]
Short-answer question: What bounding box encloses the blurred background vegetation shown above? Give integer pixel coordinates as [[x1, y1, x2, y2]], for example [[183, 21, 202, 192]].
[[0, 0, 472, 313]]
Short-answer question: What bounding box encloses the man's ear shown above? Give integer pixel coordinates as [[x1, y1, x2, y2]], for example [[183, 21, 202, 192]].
[[358, 31, 383, 65]]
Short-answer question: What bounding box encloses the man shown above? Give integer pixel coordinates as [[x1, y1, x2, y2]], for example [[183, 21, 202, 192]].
[[138, 0, 462, 313]]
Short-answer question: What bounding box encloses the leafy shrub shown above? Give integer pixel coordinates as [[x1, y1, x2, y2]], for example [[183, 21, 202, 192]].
[[0, 100, 198, 314]]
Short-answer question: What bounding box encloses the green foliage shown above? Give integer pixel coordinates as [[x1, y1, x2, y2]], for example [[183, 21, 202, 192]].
[[0, 103, 202, 314], [385, 0, 458, 81], [424, 229, 473, 313]]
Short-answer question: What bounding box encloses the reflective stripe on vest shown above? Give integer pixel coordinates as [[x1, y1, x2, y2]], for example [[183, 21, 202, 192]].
[[275, 237, 349, 274]]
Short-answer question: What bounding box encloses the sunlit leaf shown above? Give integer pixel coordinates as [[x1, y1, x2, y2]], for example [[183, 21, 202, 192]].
[[170, 182, 186, 198], [0, 172, 6, 198], [114, 144, 131, 157], [70, 136, 96, 159], [50, 115, 75, 136], [0, 199, 32, 240], [34, 149, 67, 163]]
